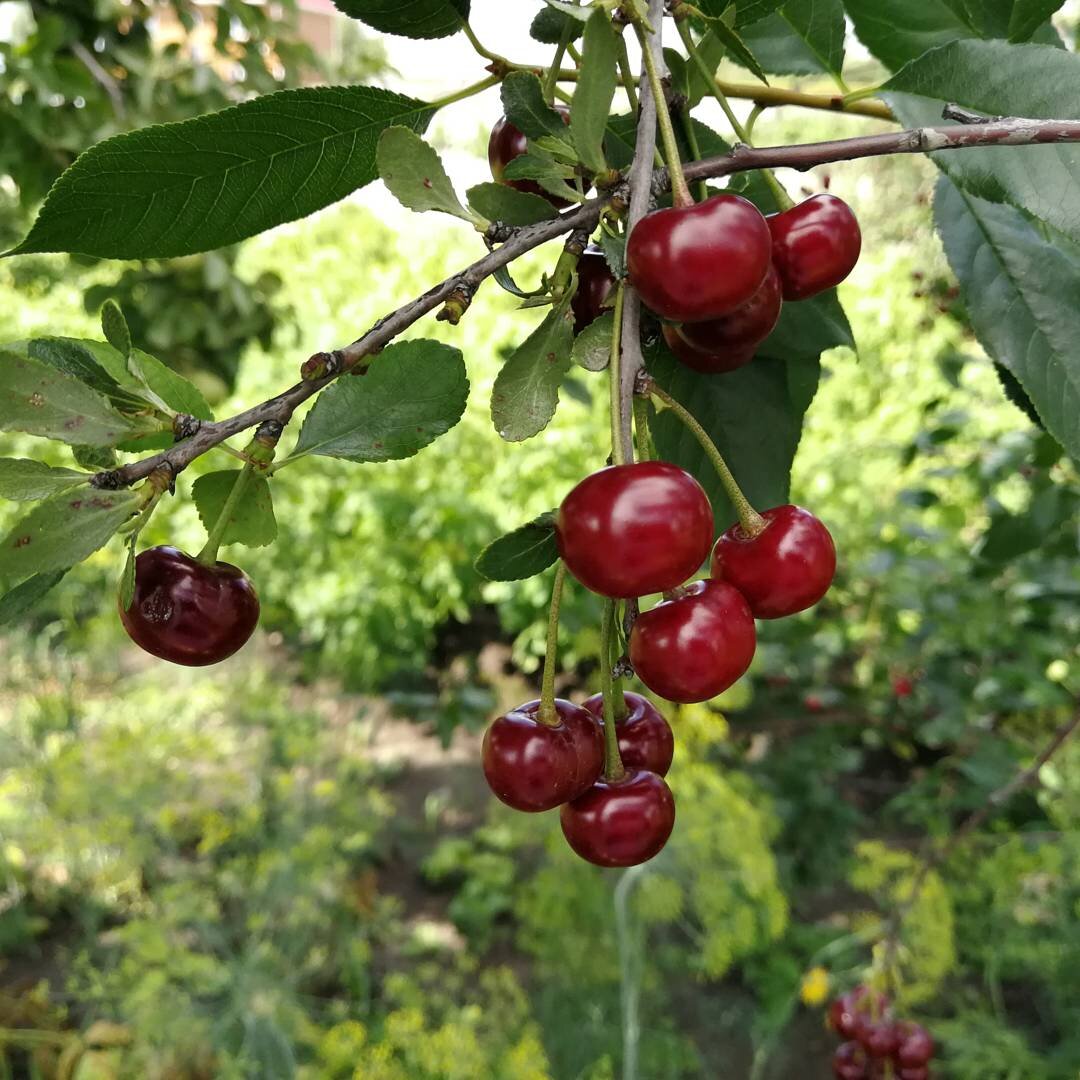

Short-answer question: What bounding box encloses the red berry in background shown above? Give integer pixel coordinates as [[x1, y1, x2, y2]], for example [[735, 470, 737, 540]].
[[892, 675, 915, 698], [582, 691, 674, 776], [859, 1021, 900, 1059], [804, 694, 825, 712], [829, 987, 888, 1040], [767, 193, 861, 301], [832, 1041, 871, 1080], [629, 580, 756, 703], [894, 1022, 934, 1068], [572, 247, 617, 334], [664, 262, 783, 373], [627, 194, 772, 323], [482, 698, 603, 813], [711, 504, 836, 619], [488, 109, 573, 208], [897, 1068, 929, 1080], [560, 769, 675, 867], [556, 462, 714, 599], [119, 546, 259, 666]]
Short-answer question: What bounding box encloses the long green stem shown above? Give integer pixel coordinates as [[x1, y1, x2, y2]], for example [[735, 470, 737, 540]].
[[614, 30, 640, 113], [678, 105, 709, 203], [429, 73, 501, 110], [609, 284, 628, 466], [197, 463, 253, 565], [643, 379, 766, 535], [632, 396, 652, 463], [538, 562, 568, 726], [462, 21, 500, 62], [600, 600, 627, 780], [634, 22, 693, 207], [543, 22, 574, 104]]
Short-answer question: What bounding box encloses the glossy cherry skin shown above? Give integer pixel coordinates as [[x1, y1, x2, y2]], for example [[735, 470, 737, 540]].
[[662, 323, 756, 375], [897, 1069, 929, 1080], [582, 691, 674, 776], [119, 546, 259, 666], [627, 194, 772, 323], [894, 1022, 934, 1068], [829, 987, 887, 1041], [832, 1042, 871, 1080], [572, 247, 617, 334], [711, 505, 836, 619], [859, 1021, 900, 1059], [767, 194, 861, 301], [488, 108, 572, 208], [560, 769, 675, 867], [629, 580, 756, 704], [482, 698, 603, 813], [556, 462, 714, 599]]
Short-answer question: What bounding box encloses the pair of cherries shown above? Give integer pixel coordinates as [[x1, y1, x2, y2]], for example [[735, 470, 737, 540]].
[[482, 691, 676, 867], [556, 460, 835, 703], [830, 987, 936, 1080], [629, 191, 861, 374]]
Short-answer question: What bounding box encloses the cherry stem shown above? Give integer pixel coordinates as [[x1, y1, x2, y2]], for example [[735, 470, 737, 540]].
[[543, 21, 574, 104], [427, 73, 501, 110], [538, 561, 568, 727], [632, 395, 652, 462], [642, 379, 767, 536], [633, 20, 694, 207], [614, 30, 640, 113], [677, 105, 710, 204], [599, 599, 627, 781], [197, 462, 254, 566], [609, 284, 629, 466]]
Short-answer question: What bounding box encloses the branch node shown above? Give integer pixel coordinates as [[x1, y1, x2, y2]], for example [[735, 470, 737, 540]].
[[613, 656, 636, 679], [437, 282, 476, 326], [484, 221, 518, 246], [172, 413, 202, 441], [942, 103, 1003, 125], [301, 350, 343, 382], [90, 468, 129, 491]]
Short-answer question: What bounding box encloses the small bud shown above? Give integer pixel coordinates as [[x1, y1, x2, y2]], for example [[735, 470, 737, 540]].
[[172, 413, 202, 441], [301, 350, 342, 381], [437, 283, 475, 326]]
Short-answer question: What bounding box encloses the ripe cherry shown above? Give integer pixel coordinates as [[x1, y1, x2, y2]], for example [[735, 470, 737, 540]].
[[572, 247, 617, 334], [556, 462, 714, 599], [894, 1022, 934, 1068], [832, 1042, 870, 1080], [897, 1069, 929, 1080], [629, 580, 756, 703], [582, 691, 674, 776], [767, 193, 861, 301], [488, 108, 572, 208], [560, 769, 675, 867], [828, 987, 887, 1040], [711, 505, 836, 619], [482, 698, 603, 813], [662, 263, 782, 374], [859, 1021, 899, 1059], [893, 675, 915, 698], [119, 546, 259, 666], [627, 194, 772, 323]]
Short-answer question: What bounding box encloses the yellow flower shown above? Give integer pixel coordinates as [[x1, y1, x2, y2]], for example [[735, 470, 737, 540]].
[[800, 966, 830, 1007]]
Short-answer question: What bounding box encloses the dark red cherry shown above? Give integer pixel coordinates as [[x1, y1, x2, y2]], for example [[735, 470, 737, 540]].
[[482, 698, 603, 813], [119, 545, 259, 666], [767, 193, 861, 301], [894, 1022, 934, 1068], [711, 505, 836, 619], [893, 675, 914, 698], [488, 109, 572, 208], [897, 1069, 929, 1080], [560, 769, 675, 867], [859, 1021, 899, 1059], [629, 580, 756, 703], [572, 247, 617, 333], [662, 323, 756, 374], [829, 987, 888, 1041], [832, 1042, 870, 1080], [556, 462, 714, 599], [582, 691, 674, 776], [627, 194, 772, 323]]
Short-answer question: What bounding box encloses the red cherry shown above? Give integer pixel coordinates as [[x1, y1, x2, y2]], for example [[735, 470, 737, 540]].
[[711, 505, 836, 619], [804, 694, 825, 712], [560, 769, 675, 867], [859, 1021, 899, 1059], [665, 262, 782, 373], [897, 1069, 929, 1080], [556, 462, 714, 599], [892, 675, 914, 698], [832, 1041, 871, 1080], [767, 193, 861, 301], [482, 698, 603, 813], [894, 1022, 934, 1068], [488, 109, 572, 208], [629, 580, 756, 703], [119, 545, 259, 666], [572, 247, 617, 334], [627, 194, 772, 323], [582, 691, 674, 776]]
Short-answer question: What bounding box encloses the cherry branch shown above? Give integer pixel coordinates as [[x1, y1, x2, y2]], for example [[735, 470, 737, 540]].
[[92, 111, 1080, 491]]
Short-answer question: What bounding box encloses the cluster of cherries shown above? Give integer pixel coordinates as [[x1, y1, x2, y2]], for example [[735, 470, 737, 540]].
[[829, 987, 936, 1080]]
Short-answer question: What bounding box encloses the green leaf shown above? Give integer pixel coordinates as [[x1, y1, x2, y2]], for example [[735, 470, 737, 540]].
[[502, 152, 582, 205], [192, 470, 278, 548], [100, 300, 132, 360], [686, 29, 728, 106], [0, 570, 68, 627], [647, 341, 820, 526], [572, 311, 614, 371], [6, 337, 145, 412], [696, 0, 786, 27], [330, 0, 468, 39], [377, 126, 474, 221], [0, 347, 150, 447], [0, 488, 141, 579], [760, 289, 854, 360], [1008, 0, 1065, 42], [8, 86, 435, 259], [474, 512, 559, 581], [466, 182, 558, 226], [571, 11, 619, 174], [885, 40, 1080, 243], [491, 293, 575, 442], [72, 445, 119, 470], [934, 176, 1080, 461], [293, 339, 468, 462], [599, 231, 627, 279], [501, 72, 569, 141], [132, 349, 213, 420], [542, 0, 593, 20], [702, 13, 771, 83], [0, 459, 88, 501], [119, 536, 136, 611], [741, 0, 846, 78], [531, 6, 585, 44]]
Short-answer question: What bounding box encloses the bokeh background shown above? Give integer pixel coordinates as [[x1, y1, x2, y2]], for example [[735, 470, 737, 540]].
[[1, 3, 1079, 1078]]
